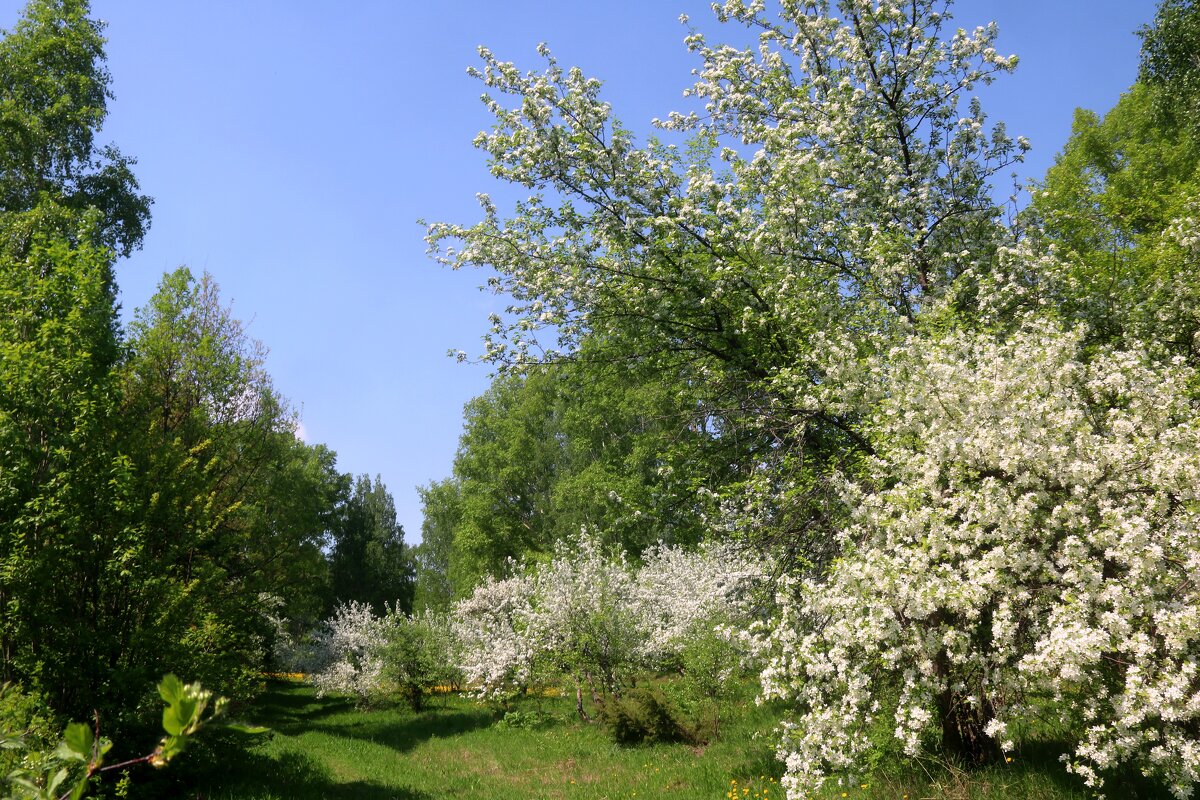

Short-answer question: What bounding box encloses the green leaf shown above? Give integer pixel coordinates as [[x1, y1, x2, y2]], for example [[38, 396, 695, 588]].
[[222, 722, 269, 735], [69, 772, 91, 800], [55, 722, 93, 762], [45, 767, 68, 794], [161, 702, 186, 736], [157, 673, 183, 704]]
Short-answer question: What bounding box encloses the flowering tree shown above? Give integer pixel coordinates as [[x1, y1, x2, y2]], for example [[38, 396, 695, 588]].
[[306, 601, 385, 703], [633, 539, 771, 666], [427, 0, 1027, 565], [451, 572, 538, 701], [429, 0, 1200, 796], [756, 322, 1200, 798], [452, 533, 771, 716]]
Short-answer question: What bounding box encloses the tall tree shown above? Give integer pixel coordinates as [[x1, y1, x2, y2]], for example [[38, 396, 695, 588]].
[[0, 0, 150, 257], [1027, 1, 1200, 362], [1139, 0, 1200, 134], [427, 0, 1026, 562], [328, 475, 415, 615], [418, 354, 749, 597], [117, 267, 303, 702], [413, 478, 461, 612], [0, 232, 125, 716], [0, 0, 147, 719]]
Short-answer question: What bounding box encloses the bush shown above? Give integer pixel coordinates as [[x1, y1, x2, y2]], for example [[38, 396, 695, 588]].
[[603, 687, 687, 746], [0, 683, 57, 778], [377, 612, 461, 711]]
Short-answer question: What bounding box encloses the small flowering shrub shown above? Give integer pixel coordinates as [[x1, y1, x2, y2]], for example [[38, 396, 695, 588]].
[[307, 602, 463, 708], [758, 323, 1200, 798], [633, 540, 770, 667], [452, 533, 771, 715], [527, 535, 643, 701], [451, 572, 538, 701], [306, 601, 386, 703]]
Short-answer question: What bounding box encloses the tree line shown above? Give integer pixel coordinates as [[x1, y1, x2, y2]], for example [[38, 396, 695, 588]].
[[0, 0, 414, 745]]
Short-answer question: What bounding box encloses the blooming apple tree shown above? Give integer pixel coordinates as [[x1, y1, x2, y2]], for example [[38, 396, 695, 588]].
[[451, 571, 539, 701], [633, 539, 773, 665], [425, 1, 1028, 556], [306, 601, 386, 703], [451, 533, 771, 711], [756, 322, 1200, 798]]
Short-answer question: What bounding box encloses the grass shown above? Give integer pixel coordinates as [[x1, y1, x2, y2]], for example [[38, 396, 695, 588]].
[[144, 678, 781, 800], [129, 679, 1165, 800]]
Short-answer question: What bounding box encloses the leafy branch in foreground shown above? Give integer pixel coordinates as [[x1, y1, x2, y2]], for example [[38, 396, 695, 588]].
[[0, 675, 265, 800]]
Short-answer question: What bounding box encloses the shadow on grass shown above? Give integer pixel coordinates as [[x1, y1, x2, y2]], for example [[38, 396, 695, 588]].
[[243, 679, 497, 753], [245, 679, 495, 753], [246, 680, 359, 732], [125, 732, 433, 800], [194, 747, 431, 800], [863, 738, 1170, 800], [307, 706, 495, 753]]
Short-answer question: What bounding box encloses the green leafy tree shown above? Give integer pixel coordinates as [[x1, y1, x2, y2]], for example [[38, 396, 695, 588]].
[[117, 267, 294, 701], [0, 0, 150, 258], [244, 438, 344, 628], [422, 356, 744, 595], [328, 475, 415, 616], [0, 232, 125, 718], [1027, 5, 1200, 363], [1139, 0, 1200, 134], [0, 0, 151, 721], [413, 478, 461, 612]]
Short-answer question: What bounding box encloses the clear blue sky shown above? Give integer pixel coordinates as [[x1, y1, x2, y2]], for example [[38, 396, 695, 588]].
[[1, 0, 1158, 541]]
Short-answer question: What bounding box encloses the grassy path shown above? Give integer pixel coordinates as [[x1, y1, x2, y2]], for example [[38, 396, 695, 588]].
[[154, 680, 1162, 800], [173, 680, 782, 800]]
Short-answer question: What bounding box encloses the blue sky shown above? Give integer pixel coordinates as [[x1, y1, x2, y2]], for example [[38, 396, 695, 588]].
[[1, 0, 1158, 541]]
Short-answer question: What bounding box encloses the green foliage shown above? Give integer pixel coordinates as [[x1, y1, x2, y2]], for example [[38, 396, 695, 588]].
[[413, 479, 461, 612], [1025, 0, 1200, 368], [0, 0, 150, 257], [0, 231, 125, 718], [420, 358, 741, 597], [376, 613, 460, 711], [676, 629, 736, 701], [603, 687, 688, 747], [0, 675, 254, 800], [0, 684, 56, 782], [328, 475, 414, 616], [1027, 84, 1200, 360], [492, 709, 553, 730], [1140, 0, 1200, 135]]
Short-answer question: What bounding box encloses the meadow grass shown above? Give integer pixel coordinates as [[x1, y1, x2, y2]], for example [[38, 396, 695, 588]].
[[146, 680, 1162, 800]]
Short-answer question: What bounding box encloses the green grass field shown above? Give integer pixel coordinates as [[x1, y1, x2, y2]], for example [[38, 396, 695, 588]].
[[146, 680, 1163, 800]]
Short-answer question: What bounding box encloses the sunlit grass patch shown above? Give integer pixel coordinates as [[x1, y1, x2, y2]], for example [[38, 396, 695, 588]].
[[159, 680, 1160, 800]]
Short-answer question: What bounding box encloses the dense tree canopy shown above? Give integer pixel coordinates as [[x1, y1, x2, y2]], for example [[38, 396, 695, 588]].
[[417, 353, 761, 598], [429, 0, 1200, 796], [0, 0, 150, 257], [0, 0, 388, 739], [328, 474, 415, 616]]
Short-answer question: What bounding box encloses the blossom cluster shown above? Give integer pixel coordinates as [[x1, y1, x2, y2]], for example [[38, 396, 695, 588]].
[[297, 601, 458, 704], [757, 322, 1200, 798], [451, 533, 772, 700], [306, 600, 386, 702]]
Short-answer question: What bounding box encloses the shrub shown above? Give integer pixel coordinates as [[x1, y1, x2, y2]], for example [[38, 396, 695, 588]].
[[306, 601, 385, 704], [603, 687, 687, 746], [377, 612, 462, 711], [0, 683, 57, 780]]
